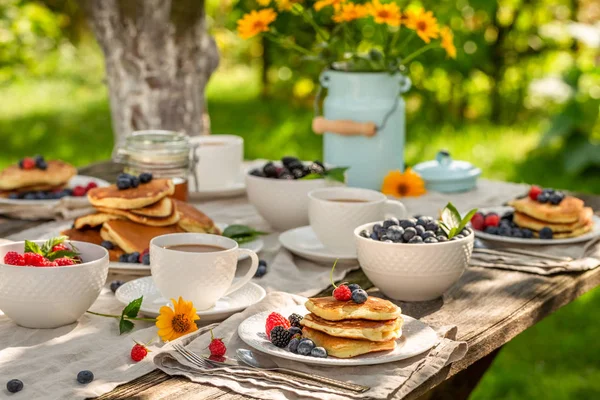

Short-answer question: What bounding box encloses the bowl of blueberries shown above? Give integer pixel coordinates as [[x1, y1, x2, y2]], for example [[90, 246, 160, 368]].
[[354, 216, 474, 301], [246, 157, 344, 231]]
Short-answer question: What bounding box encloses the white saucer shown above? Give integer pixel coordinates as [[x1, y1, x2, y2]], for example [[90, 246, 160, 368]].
[[188, 181, 246, 200], [238, 305, 438, 366], [115, 276, 266, 323], [279, 226, 357, 263]]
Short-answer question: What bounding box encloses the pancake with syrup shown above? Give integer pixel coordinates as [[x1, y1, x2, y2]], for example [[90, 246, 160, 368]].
[[60, 227, 124, 262], [302, 327, 397, 358], [129, 197, 173, 218], [87, 179, 174, 210], [0, 160, 76, 191], [74, 213, 125, 229], [301, 313, 402, 342], [305, 296, 401, 321], [173, 200, 221, 234], [101, 219, 184, 253], [96, 202, 180, 227], [514, 207, 593, 233], [508, 196, 584, 224]]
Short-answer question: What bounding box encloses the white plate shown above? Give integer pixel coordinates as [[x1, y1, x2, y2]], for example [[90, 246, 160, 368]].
[[115, 276, 266, 323], [475, 206, 600, 245], [238, 305, 438, 366], [188, 180, 246, 200], [0, 175, 110, 206], [279, 226, 357, 263]]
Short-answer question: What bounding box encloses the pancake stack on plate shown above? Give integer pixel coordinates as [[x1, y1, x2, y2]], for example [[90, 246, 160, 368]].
[[508, 196, 594, 238], [300, 297, 403, 358], [0, 159, 77, 198], [61, 178, 220, 262]]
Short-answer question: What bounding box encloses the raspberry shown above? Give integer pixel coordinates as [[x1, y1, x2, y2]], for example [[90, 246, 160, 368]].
[[333, 285, 352, 301], [55, 257, 75, 266], [484, 213, 500, 228], [52, 244, 68, 252], [23, 252, 48, 267], [265, 312, 290, 339], [130, 343, 148, 362], [72, 186, 86, 197], [288, 313, 303, 328], [270, 326, 292, 348], [139, 248, 149, 263], [528, 185, 542, 201], [21, 157, 35, 170], [208, 330, 227, 357], [85, 182, 98, 191], [470, 212, 485, 231], [43, 260, 59, 267], [3, 251, 25, 266]]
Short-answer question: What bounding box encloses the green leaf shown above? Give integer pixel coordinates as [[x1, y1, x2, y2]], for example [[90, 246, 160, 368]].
[[457, 209, 478, 233], [46, 250, 80, 261], [119, 319, 135, 335], [41, 236, 68, 255], [122, 296, 143, 319], [324, 167, 349, 183], [441, 203, 461, 234], [300, 173, 323, 180], [24, 240, 43, 255]]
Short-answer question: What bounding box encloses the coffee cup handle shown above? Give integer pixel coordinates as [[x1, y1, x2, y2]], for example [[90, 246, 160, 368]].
[[224, 249, 259, 296], [384, 200, 407, 219]]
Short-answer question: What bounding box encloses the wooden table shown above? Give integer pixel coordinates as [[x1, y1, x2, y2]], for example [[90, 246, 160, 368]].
[[1, 161, 599, 400]]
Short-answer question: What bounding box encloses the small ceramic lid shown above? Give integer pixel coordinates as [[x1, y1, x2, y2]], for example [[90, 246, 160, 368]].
[[413, 150, 481, 182]]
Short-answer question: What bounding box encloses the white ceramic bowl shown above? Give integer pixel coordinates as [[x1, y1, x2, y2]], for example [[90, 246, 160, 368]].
[[354, 222, 474, 301], [0, 241, 109, 328], [245, 164, 343, 231]]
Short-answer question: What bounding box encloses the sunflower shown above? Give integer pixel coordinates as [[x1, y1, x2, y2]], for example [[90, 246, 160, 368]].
[[257, 0, 271, 5], [156, 297, 200, 342], [314, 0, 345, 12], [237, 8, 278, 39], [440, 26, 457, 59], [404, 8, 439, 43], [368, 0, 401, 27], [333, 3, 368, 23], [276, 0, 303, 11], [381, 168, 426, 198]]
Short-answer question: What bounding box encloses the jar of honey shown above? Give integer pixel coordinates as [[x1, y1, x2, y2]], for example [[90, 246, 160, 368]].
[[115, 130, 194, 201]]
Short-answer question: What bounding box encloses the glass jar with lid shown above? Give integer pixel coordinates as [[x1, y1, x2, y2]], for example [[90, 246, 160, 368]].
[[115, 130, 195, 201]]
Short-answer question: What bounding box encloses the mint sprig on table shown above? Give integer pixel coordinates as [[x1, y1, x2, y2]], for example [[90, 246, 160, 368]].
[[222, 225, 268, 245], [439, 202, 478, 239], [24, 236, 81, 262], [301, 166, 349, 183], [87, 295, 155, 334]]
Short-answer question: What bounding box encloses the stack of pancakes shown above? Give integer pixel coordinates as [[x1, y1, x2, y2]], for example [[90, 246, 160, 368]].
[[300, 297, 403, 358], [508, 196, 594, 238], [61, 178, 220, 261], [0, 160, 76, 198]]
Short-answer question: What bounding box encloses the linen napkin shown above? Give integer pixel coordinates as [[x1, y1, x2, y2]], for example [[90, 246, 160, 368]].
[[154, 292, 467, 400], [0, 197, 94, 220]]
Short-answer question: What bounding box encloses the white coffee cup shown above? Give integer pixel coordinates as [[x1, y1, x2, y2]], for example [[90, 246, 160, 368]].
[[150, 233, 258, 310], [190, 135, 243, 190], [308, 188, 407, 254]]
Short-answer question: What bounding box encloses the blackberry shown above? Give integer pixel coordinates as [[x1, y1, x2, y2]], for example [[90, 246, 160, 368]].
[[139, 172, 153, 183], [7, 379, 23, 393], [501, 211, 514, 222], [282, 156, 301, 170], [77, 370, 94, 384], [263, 162, 278, 178], [291, 167, 306, 179], [270, 326, 293, 348], [288, 313, 303, 328]]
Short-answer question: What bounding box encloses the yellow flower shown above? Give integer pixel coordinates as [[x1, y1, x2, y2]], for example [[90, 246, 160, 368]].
[[381, 168, 427, 197], [404, 8, 440, 43], [257, 0, 272, 5], [440, 26, 456, 59], [156, 297, 200, 342], [368, 0, 401, 27], [276, 0, 302, 11], [314, 0, 344, 12], [333, 3, 368, 23], [237, 9, 278, 40]]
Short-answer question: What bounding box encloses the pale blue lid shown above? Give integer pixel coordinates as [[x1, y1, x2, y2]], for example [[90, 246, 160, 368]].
[[413, 150, 481, 182]]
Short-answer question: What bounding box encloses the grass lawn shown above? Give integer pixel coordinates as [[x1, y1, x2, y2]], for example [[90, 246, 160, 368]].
[[0, 44, 599, 399]]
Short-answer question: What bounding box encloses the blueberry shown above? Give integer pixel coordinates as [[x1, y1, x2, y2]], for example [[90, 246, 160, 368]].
[[436, 235, 448, 242], [288, 338, 301, 353], [117, 178, 131, 190], [522, 228, 533, 238], [383, 218, 399, 229], [101, 240, 114, 250], [310, 347, 328, 358], [408, 235, 424, 244], [35, 191, 47, 200], [6, 379, 23, 393], [425, 220, 439, 231], [386, 225, 404, 242], [537, 193, 549, 203], [485, 226, 499, 235], [255, 265, 267, 278], [128, 252, 140, 263], [359, 229, 370, 238], [130, 176, 140, 188], [263, 162, 278, 178], [34, 154, 44, 162], [77, 370, 94, 384], [352, 289, 368, 303], [461, 228, 472, 236], [498, 226, 512, 236], [142, 253, 150, 265], [278, 172, 294, 180], [249, 168, 264, 177], [421, 230, 436, 239], [403, 227, 417, 241], [297, 339, 315, 356], [139, 172, 153, 183], [380, 235, 390, 242], [424, 237, 439, 243], [549, 194, 563, 205], [415, 225, 425, 235], [539, 227, 553, 239], [8, 193, 19, 199], [37, 159, 48, 170], [416, 217, 430, 227], [119, 254, 130, 263], [308, 161, 325, 175], [24, 192, 36, 200], [289, 327, 302, 336], [511, 228, 524, 238], [110, 280, 124, 293], [369, 231, 379, 241], [347, 283, 361, 292], [400, 218, 417, 229], [372, 224, 384, 235], [259, 259, 267, 267], [500, 219, 513, 229], [451, 234, 465, 241], [543, 188, 555, 194], [18, 159, 24, 169]]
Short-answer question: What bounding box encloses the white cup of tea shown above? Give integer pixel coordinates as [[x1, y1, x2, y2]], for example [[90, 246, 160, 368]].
[[190, 135, 243, 190], [150, 233, 258, 310], [308, 187, 407, 254]]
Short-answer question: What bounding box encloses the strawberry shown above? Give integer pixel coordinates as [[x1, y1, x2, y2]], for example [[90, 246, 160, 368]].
[[52, 244, 69, 252], [55, 257, 75, 266], [23, 252, 48, 267], [208, 330, 227, 357], [484, 213, 500, 228], [72, 186, 86, 197], [470, 212, 485, 231], [265, 312, 290, 339], [528, 185, 542, 201], [130, 343, 148, 362], [333, 285, 352, 301], [4, 251, 25, 266], [21, 157, 35, 170]]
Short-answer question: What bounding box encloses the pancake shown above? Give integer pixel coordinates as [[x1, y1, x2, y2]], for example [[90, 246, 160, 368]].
[[0, 160, 77, 191], [130, 197, 173, 217], [508, 196, 583, 224], [96, 203, 180, 227], [74, 213, 126, 229], [532, 220, 594, 239], [514, 207, 593, 233], [301, 313, 403, 342], [173, 200, 221, 234], [102, 219, 184, 253], [302, 327, 397, 358], [60, 227, 124, 262], [305, 296, 401, 321], [87, 179, 174, 210]]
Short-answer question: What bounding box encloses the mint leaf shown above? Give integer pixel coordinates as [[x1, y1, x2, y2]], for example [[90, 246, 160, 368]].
[[24, 240, 43, 255], [122, 296, 143, 319], [457, 209, 478, 233], [46, 250, 80, 261], [300, 173, 323, 180], [441, 203, 461, 235], [324, 167, 349, 183], [222, 225, 267, 244], [119, 319, 135, 335], [41, 236, 68, 255]]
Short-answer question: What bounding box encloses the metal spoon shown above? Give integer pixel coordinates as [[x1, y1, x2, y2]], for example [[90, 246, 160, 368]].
[[236, 349, 369, 393]]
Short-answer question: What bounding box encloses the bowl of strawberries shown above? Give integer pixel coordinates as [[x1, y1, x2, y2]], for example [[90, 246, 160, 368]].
[[0, 236, 109, 328]]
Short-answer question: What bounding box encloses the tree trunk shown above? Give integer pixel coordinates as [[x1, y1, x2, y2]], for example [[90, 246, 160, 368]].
[[83, 0, 219, 153]]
